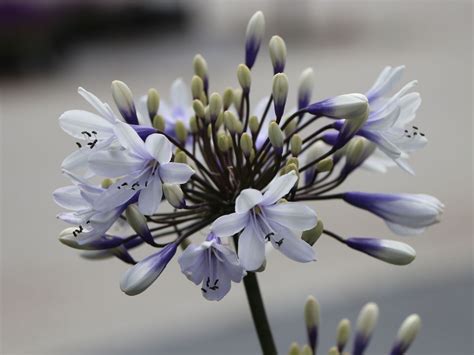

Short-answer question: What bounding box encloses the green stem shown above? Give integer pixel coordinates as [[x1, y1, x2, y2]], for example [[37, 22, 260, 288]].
[[243, 272, 277, 355]]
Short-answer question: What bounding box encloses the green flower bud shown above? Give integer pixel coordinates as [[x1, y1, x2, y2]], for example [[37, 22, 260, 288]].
[[336, 318, 351, 352], [101, 178, 114, 189], [285, 163, 299, 175], [284, 116, 297, 136], [269, 35, 287, 74], [163, 183, 185, 209], [286, 157, 299, 168], [290, 134, 302, 156], [147, 88, 160, 119], [216, 112, 224, 128], [272, 73, 289, 118], [300, 345, 312, 355], [249, 148, 256, 162], [223, 87, 234, 110], [111, 80, 137, 123], [328, 346, 339, 355], [234, 120, 243, 135], [288, 342, 301, 355], [249, 115, 259, 134], [233, 88, 243, 111], [152, 114, 165, 131], [268, 121, 284, 148], [240, 133, 253, 157], [192, 99, 205, 118], [209, 92, 222, 121], [174, 151, 187, 164], [191, 75, 204, 100], [175, 120, 188, 143], [189, 116, 198, 134], [180, 238, 191, 251], [315, 157, 334, 172], [193, 54, 208, 82], [224, 111, 235, 132], [237, 64, 251, 93], [305, 296, 320, 350], [302, 220, 324, 246], [217, 132, 229, 152], [204, 106, 211, 123], [356, 303, 379, 342], [393, 314, 421, 354], [125, 205, 151, 240], [344, 137, 375, 173]]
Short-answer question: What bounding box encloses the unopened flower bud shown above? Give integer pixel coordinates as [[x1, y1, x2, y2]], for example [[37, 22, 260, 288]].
[[315, 157, 334, 172], [193, 54, 208, 90], [192, 99, 205, 118], [284, 117, 297, 136], [305, 296, 320, 352], [286, 157, 299, 168], [353, 303, 379, 354], [306, 93, 368, 120], [209, 92, 222, 121], [249, 148, 256, 162], [268, 121, 284, 148], [298, 67, 315, 110], [189, 116, 198, 134], [224, 111, 236, 132], [283, 163, 298, 175], [147, 88, 160, 119], [175, 120, 188, 143], [237, 64, 252, 93], [249, 115, 259, 134], [191, 75, 204, 100], [233, 88, 243, 112], [180, 238, 191, 251], [174, 150, 187, 164], [217, 133, 229, 152], [272, 73, 289, 118], [269, 35, 287, 74], [390, 314, 421, 355], [163, 183, 185, 209], [240, 133, 253, 157], [343, 137, 375, 174], [306, 141, 327, 162], [336, 319, 351, 352], [300, 345, 312, 355], [302, 220, 324, 246], [152, 114, 165, 131], [111, 80, 138, 124], [59, 228, 123, 250], [245, 11, 265, 69], [290, 134, 302, 156], [216, 112, 224, 128], [223, 87, 234, 110], [288, 342, 301, 355], [234, 120, 243, 134], [328, 347, 340, 355], [101, 178, 114, 189], [346, 238, 416, 265], [126, 204, 154, 244]]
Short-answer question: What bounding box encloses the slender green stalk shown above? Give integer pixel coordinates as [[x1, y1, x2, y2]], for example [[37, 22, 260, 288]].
[[243, 272, 277, 355]]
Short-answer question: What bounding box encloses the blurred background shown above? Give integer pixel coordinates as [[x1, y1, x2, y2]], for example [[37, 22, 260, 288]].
[[1, 0, 472, 354]]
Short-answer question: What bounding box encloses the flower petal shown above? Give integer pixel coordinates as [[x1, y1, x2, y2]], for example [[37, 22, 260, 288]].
[[78, 87, 116, 121], [138, 175, 163, 215], [268, 221, 316, 263], [263, 202, 317, 231], [89, 149, 146, 178], [59, 110, 114, 140], [159, 162, 194, 184], [211, 212, 249, 237], [113, 121, 149, 158], [120, 243, 177, 296], [238, 220, 266, 271], [145, 134, 172, 163], [213, 243, 246, 282], [261, 171, 298, 205], [235, 189, 263, 213], [53, 185, 90, 210], [178, 244, 208, 285]]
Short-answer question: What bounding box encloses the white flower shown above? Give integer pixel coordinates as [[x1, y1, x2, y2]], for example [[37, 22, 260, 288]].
[[89, 121, 194, 215], [178, 233, 246, 301], [211, 171, 317, 271]]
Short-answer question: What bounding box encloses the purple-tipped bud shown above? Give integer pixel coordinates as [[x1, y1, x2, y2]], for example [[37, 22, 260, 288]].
[[390, 314, 421, 355], [269, 35, 287, 74], [272, 73, 289, 119], [120, 243, 177, 295], [343, 192, 444, 236], [304, 296, 320, 353], [346, 238, 416, 265], [353, 303, 379, 355], [306, 93, 368, 120], [298, 68, 315, 110], [111, 80, 139, 125], [245, 11, 265, 69], [59, 228, 124, 250]]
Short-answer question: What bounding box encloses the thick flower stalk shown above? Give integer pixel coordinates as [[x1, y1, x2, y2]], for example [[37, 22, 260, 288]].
[[54, 10, 443, 355]]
